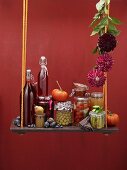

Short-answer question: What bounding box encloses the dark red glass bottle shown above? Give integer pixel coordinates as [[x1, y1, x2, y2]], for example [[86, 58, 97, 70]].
[[23, 69, 36, 126], [38, 56, 48, 97]]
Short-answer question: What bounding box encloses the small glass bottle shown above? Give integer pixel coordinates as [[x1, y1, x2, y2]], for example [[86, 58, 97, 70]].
[[38, 56, 48, 97], [23, 70, 36, 126], [90, 92, 104, 108]]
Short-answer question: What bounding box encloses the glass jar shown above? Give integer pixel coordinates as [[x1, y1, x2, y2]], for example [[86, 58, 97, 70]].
[[35, 114, 45, 128], [56, 110, 72, 126], [71, 83, 89, 97], [90, 111, 105, 129], [55, 101, 73, 126], [74, 97, 90, 125], [90, 92, 104, 108], [37, 95, 54, 120]]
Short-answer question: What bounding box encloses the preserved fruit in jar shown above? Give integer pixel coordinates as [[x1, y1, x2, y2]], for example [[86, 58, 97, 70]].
[[37, 96, 54, 121], [70, 83, 89, 97], [91, 92, 104, 108], [74, 97, 90, 125]]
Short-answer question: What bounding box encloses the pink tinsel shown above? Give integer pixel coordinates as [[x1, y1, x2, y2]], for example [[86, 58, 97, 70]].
[[87, 68, 106, 87]]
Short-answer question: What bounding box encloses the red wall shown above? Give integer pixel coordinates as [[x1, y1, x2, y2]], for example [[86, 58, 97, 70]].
[[0, 0, 127, 170]]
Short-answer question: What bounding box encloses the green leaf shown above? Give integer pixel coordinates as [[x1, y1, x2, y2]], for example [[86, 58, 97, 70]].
[[93, 13, 100, 20], [90, 17, 107, 36], [90, 24, 105, 36], [99, 28, 105, 36], [90, 19, 98, 27], [108, 24, 117, 31], [96, 0, 105, 11], [108, 24, 121, 36], [110, 30, 121, 36], [90, 29, 100, 36], [105, 0, 110, 4], [108, 22, 121, 36], [104, 7, 108, 15], [106, 0, 110, 5], [98, 16, 108, 26], [92, 47, 98, 54], [109, 17, 122, 25], [90, 12, 103, 27]]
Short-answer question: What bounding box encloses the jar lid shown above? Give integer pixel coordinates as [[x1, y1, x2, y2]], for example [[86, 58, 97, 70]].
[[74, 97, 89, 102], [73, 83, 89, 91], [38, 95, 52, 101], [55, 101, 73, 111], [89, 111, 105, 116], [91, 92, 103, 98]]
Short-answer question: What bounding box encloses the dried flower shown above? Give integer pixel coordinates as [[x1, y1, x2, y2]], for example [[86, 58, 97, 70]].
[[98, 33, 117, 53], [87, 68, 106, 87], [96, 53, 113, 72]]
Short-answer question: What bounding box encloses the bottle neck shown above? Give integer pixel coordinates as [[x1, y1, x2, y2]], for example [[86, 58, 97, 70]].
[[26, 80, 31, 86], [26, 79, 30, 83], [41, 64, 46, 68], [40, 64, 48, 75]]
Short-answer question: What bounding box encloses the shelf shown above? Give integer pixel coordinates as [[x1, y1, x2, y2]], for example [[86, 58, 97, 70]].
[[10, 120, 119, 135]]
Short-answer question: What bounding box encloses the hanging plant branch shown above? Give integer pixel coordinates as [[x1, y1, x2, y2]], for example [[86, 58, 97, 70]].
[[87, 0, 121, 88], [90, 0, 121, 54]]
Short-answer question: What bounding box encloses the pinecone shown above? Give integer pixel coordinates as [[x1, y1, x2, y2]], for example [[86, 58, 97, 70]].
[[98, 33, 117, 52], [96, 53, 113, 72], [87, 68, 106, 87]]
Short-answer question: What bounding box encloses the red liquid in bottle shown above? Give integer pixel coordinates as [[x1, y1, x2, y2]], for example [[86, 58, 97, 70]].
[[38, 56, 48, 96], [22, 70, 36, 126]]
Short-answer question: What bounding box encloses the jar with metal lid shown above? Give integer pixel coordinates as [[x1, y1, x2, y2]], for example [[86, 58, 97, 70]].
[[55, 101, 73, 126], [89, 111, 105, 129], [90, 92, 104, 108], [74, 97, 90, 125]]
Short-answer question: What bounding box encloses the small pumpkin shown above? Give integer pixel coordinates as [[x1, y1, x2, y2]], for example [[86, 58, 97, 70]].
[[52, 89, 68, 102], [107, 111, 119, 127], [52, 81, 68, 102]]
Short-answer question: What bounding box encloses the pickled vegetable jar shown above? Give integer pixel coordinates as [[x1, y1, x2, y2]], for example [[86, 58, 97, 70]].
[[74, 97, 90, 125], [90, 92, 104, 108], [55, 101, 73, 126], [90, 111, 105, 129]]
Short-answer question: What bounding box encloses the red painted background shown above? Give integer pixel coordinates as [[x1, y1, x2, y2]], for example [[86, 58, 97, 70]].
[[0, 0, 127, 170]]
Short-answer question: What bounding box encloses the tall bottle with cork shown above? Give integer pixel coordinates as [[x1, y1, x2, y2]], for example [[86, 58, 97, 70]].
[[37, 56, 54, 119], [38, 56, 48, 97], [22, 69, 36, 126]]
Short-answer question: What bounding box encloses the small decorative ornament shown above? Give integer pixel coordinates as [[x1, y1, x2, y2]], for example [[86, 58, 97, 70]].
[[96, 53, 113, 72], [98, 33, 117, 53], [87, 68, 106, 87]]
